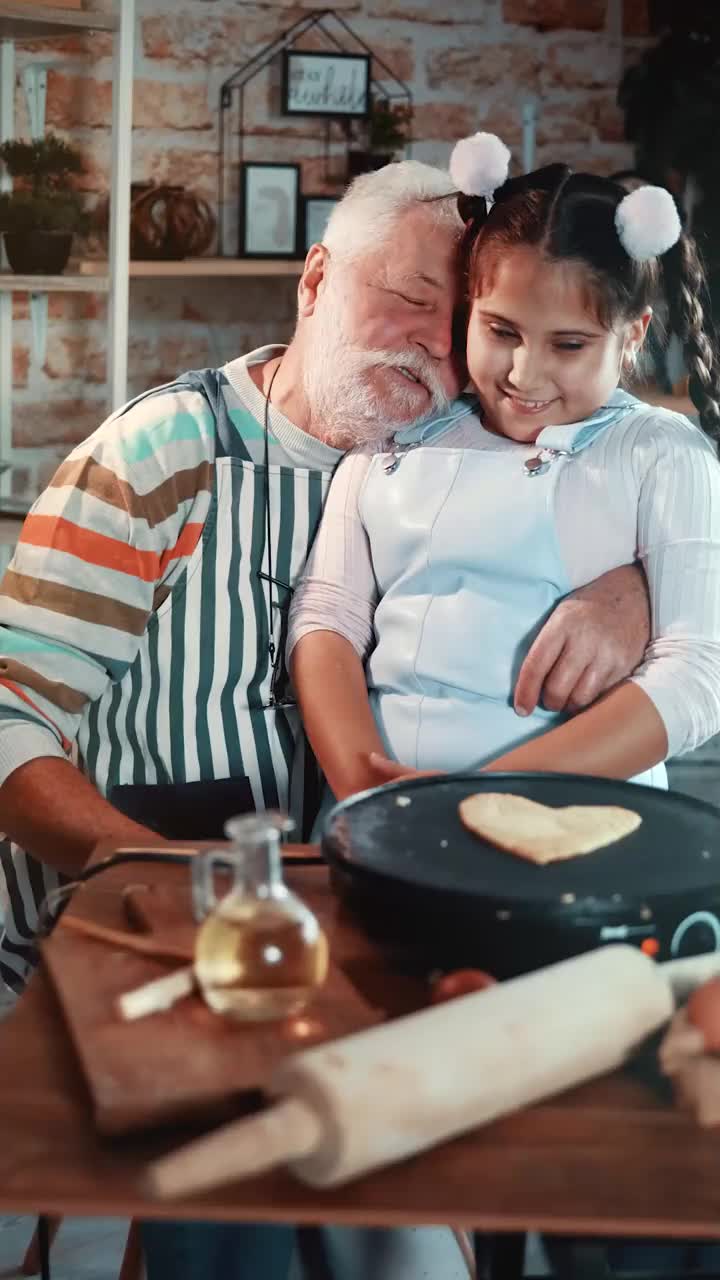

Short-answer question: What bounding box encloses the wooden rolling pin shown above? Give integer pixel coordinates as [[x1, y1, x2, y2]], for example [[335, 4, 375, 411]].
[[146, 944, 720, 1199]]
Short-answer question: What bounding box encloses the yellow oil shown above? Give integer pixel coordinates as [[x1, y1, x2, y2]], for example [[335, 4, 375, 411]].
[[194, 894, 329, 1022]]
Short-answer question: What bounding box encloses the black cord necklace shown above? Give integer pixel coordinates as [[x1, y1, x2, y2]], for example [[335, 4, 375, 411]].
[[258, 359, 295, 707]]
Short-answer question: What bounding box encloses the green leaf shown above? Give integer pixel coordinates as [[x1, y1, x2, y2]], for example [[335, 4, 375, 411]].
[[0, 189, 88, 233]]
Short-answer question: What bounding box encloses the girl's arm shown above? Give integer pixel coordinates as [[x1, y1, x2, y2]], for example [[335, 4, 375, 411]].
[[288, 448, 384, 800], [487, 413, 720, 778], [291, 631, 387, 799], [485, 681, 667, 776], [295, 413, 720, 795], [371, 682, 667, 787], [373, 414, 720, 788]]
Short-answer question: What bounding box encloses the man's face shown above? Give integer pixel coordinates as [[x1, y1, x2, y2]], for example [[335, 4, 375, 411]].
[[303, 206, 465, 446]]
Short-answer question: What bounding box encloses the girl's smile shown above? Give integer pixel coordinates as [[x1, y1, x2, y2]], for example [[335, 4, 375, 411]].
[[467, 245, 649, 443]]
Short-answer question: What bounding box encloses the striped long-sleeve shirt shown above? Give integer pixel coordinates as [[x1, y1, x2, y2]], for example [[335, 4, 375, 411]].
[[0, 347, 343, 991]]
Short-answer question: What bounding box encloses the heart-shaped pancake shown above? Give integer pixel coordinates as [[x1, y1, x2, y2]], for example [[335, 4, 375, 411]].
[[458, 792, 641, 864]]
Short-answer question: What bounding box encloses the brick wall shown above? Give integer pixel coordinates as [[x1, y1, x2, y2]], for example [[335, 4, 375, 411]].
[[8, 0, 650, 462]]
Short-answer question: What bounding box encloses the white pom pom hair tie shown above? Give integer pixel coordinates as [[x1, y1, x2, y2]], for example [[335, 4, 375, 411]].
[[615, 185, 682, 262], [449, 132, 511, 200], [449, 135, 680, 261]]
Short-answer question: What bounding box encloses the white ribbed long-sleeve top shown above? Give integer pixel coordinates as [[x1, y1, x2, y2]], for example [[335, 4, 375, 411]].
[[287, 406, 720, 758]]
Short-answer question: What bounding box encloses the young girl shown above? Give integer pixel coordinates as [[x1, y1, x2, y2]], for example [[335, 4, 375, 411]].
[[287, 132, 720, 804]]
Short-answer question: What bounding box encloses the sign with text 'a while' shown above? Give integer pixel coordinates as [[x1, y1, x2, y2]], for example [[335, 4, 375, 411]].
[[282, 51, 370, 119]]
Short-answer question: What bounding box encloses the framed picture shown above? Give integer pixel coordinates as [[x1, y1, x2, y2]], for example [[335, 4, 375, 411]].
[[282, 50, 370, 119], [301, 195, 339, 251], [238, 162, 300, 258]]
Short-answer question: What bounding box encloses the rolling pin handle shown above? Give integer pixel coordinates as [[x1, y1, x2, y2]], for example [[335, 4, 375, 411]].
[[145, 1097, 321, 1200], [661, 953, 720, 1001]]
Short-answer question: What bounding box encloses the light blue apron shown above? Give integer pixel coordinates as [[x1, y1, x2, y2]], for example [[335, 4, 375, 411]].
[[360, 390, 667, 788], [321, 395, 677, 1277]]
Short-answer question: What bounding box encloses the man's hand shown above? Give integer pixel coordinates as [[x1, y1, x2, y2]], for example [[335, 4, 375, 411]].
[[513, 563, 651, 718]]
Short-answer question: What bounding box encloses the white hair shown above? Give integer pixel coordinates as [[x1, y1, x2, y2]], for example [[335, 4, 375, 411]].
[[321, 159, 462, 264]]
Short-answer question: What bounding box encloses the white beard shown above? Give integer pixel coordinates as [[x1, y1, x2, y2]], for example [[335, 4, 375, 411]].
[[303, 281, 451, 448]]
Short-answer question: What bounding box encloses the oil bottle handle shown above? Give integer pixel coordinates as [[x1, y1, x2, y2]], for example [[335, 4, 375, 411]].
[[191, 811, 296, 922], [191, 850, 236, 923]]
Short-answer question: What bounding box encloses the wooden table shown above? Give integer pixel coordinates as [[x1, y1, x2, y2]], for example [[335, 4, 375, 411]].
[[0, 852, 719, 1242]]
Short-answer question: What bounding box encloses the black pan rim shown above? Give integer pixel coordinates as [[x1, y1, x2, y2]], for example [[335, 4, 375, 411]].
[[322, 770, 720, 823], [320, 770, 720, 912]]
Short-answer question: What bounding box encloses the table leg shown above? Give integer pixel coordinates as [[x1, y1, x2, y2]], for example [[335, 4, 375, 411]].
[[22, 1214, 59, 1279], [474, 1232, 526, 1280], [545, 1238, 610, 1278], [296, 1225, 335, 1280], [37, 1215, 51, 1280]]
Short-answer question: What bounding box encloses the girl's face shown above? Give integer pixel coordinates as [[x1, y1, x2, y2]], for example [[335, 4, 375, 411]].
[[467, 244, 650, 442]]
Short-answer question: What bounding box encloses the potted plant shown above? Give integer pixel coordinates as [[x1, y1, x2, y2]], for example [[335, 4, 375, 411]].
[[0, 132, 89, 274], [347, 97, 412, 178]]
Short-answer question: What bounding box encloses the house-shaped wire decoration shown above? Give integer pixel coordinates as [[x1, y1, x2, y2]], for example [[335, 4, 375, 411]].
[[217, 8, 413, 257]]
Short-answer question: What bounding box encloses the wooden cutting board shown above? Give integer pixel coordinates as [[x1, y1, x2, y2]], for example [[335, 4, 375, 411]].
[[42, 859, 381, 1137]]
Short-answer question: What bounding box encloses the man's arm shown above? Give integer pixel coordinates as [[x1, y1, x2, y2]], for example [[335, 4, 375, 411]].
[[0, 387, 215, 874], [513, 563, 650, 716], [0, 757, 163, 876]]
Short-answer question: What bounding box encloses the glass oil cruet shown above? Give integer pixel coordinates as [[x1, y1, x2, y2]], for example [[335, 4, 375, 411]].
[[192, 812, 329, 1022]]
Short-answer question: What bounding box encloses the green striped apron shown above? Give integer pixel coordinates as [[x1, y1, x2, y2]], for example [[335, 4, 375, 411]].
[[0, 368, 332, 991]]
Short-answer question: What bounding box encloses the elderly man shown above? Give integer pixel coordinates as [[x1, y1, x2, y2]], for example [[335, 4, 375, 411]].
[[0, 159, 648, 1280]]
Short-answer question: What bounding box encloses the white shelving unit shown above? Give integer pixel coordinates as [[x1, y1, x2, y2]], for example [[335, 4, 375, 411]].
[[0, 4, 117, 38], [0, 269, 108, 291], [0, 0, 134, 505], [79, 257, 304, 279]]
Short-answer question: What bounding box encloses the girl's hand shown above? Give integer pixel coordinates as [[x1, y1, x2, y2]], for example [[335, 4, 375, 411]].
[[367, 752, 444, 787]]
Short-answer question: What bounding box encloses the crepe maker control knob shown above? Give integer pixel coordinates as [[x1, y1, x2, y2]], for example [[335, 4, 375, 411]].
[[670, 911, 720, 958]]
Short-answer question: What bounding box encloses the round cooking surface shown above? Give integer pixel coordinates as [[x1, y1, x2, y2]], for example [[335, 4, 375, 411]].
[[322, 772, 720, 908]]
